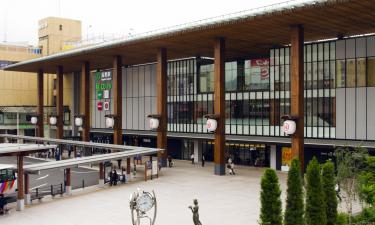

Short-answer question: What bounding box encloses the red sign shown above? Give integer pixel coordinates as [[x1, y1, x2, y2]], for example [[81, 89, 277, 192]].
[[97, 102, 103, 111]]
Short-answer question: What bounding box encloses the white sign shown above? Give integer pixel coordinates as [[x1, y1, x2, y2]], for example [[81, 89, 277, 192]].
[[282, 120, 296, 135], [206, 118, 217, 132], [152, 160, 158, 176], [103, 90, 110, 99], [104, 101, 110, 111]]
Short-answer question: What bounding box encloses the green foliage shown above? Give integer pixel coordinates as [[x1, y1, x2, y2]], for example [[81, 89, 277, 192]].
[[305, 157, 327, 225], [259, 168, 282, 225], [284, 159, 304, 225], [358, 156, 375, 206], [335, 146, 368, 224], [322, 161, 338, 225], [336, 213, 349, 225]]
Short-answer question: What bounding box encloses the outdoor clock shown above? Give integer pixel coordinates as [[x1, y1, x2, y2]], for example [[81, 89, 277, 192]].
[[130, 189, 157, 225]]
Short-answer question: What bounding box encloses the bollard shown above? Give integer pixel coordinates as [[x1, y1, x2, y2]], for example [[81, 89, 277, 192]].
[[82, 180, 85, 189], [51, 185, 54, 197]]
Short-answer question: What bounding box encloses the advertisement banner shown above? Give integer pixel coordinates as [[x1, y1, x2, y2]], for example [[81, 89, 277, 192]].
[[282, 147, 292, 167]]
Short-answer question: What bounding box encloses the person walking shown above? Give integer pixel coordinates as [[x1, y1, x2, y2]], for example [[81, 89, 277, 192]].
[[168, 155, 173, 168], [230, 162, 236, 175], [113, 169, 118, 185], [201, 155, 205, 167], [191, 153, 195, 165]]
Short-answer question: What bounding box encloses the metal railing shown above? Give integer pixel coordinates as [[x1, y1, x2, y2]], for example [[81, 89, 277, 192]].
[[30, 183, 63, 201]]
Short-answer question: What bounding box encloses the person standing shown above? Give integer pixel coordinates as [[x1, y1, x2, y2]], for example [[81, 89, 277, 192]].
[[201, 155, 205, 167], [191, 153, 195, 165], [168, 155, 173, 168], [188, 199, 202, 225]]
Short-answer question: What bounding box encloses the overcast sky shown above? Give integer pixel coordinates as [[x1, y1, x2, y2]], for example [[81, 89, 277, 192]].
[[1, 0, 288, 45]]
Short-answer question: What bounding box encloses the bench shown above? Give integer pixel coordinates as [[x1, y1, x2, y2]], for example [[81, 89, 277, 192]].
[[30, 195, 44, 202]]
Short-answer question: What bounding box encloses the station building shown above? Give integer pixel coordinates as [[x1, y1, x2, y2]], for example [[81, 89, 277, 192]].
[[4, 0, 375, 172]]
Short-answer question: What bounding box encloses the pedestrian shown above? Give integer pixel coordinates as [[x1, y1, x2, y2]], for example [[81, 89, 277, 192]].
[[112, 169, 118, 185], [0, 194, 7, 215], [108, 170, 113, 186], [201, 155, 205, 167], [191, 153, 195, 165], [335, 183, 342, 202], [230, 162, 236, 175], [168, 155, 173, 167]]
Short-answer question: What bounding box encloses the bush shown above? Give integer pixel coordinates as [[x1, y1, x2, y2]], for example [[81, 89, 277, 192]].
[[322, 161, 338, 225], [305, 157, 327, 225], [259, 168, 282, 225], [337, 213, 349, 225], [284, 159, 304, 225]]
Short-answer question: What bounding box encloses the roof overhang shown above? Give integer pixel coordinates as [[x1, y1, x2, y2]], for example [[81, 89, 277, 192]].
[[5, 0, 375, 74]]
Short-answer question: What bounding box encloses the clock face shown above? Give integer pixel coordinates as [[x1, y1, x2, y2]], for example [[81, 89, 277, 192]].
[[136, 193, 154, 212]]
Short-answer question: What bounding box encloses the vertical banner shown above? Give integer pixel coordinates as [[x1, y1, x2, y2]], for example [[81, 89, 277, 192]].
[[281, 147, 292, 171]]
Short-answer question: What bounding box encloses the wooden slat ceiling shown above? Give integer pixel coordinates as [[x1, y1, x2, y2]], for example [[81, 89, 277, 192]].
[[5, 0, 375, 74]]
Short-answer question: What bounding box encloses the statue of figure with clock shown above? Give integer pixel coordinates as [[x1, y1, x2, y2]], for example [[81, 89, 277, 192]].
[[129, 188, 157, 225], [188, 199, 202, 225]]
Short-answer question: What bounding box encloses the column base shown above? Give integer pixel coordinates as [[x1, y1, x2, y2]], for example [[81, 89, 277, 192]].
[[17, 199, 25, 211], [98, 179, 105, 188], [214, 164, 225, 176], [65, 186, 72, 195], [25, 193, 31, 205]]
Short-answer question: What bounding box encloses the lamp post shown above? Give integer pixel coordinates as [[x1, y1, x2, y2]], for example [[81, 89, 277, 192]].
[[30, 115, 38, 137]]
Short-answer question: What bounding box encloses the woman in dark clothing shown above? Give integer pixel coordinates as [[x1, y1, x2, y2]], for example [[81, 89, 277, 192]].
[[188, 199, 202, 225]]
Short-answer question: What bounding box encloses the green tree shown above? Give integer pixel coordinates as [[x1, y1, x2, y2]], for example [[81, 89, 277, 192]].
[[259, 168, 282, 225], [305, 157, 326, 225], [358, 156, 375, 206], [284, 159, 304, 225], [322, 161, 338, 225], [335, 146, 368, 225]]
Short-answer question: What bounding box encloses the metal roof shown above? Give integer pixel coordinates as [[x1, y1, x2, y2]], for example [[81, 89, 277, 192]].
[[0, 143, 57, 156], [0, 134, 163, 152], [6, 0, 373, 73], [23, 148, 161, 173]]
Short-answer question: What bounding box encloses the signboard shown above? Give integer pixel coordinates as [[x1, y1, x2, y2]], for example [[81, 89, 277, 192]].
[[103, 90, 110, 99], [247, 58, 270, 90], [104, 101, 110, 111], [152, 160, 158, 176], [281, 147, 292, 171], [97, 102, 103, 111], [95, 70, 113, 112]]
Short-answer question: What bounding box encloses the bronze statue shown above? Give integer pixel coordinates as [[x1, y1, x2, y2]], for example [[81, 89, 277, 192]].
[[188, 199, 202, 225]]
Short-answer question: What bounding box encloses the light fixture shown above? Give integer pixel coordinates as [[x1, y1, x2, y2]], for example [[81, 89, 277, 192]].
[[49, 116, 57, 126], [147, 115, 161, 130], [31, 116, 38, 125], [104, 114, 116, 128], [74, 115, 84, 127], [203, 114, 220, 132], [281, 115, 297, 135]]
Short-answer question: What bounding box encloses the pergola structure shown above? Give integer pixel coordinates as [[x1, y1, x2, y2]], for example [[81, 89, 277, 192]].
[[0, 143, 57, 211], [4, 0, 375, 173]]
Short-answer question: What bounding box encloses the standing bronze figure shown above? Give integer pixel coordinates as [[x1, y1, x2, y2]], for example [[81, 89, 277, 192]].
[[188, 199, 202, 225]]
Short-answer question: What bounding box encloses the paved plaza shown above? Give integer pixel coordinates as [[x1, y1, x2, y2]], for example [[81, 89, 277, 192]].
[[0, 160, 358, 225]]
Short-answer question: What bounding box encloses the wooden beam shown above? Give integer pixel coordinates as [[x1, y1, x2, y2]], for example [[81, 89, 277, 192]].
[[56, 66, 64, 139], [290, 25, 305, 171], [157, 48, 168, 167], [113, 56, 122, 145], [81, 62, 90, 142], [214, 37, 226, 175], [37, 70, 44, 137]]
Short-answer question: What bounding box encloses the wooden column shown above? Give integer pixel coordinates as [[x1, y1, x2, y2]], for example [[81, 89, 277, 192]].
[[291, 25, 305, 171], [56, 66, 64, 139], [214, 38, 226, 175], [113, 56, 122, 145], [24, 173, 29, 195], [17, 155, 24, 210], [66, 168, 71, 186], [37, 70, 44, 137], [99, 162, 104, 180], [81, 62, 91, 142], [157, 48, 168, 167]]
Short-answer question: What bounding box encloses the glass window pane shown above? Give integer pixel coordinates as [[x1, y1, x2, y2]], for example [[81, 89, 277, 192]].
[[336, 60, 346, 88], [346, 59, 356, 88], [368, 57, 375, 87], [357, 58, 366, 87]]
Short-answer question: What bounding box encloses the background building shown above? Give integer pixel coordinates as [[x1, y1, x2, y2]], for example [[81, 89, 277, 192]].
[[0, 17, 81, 138]]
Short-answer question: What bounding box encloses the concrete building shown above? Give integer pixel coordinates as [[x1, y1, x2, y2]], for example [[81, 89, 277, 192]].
[[0, 17, 81, 138], [4, 0, 375, 173]]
